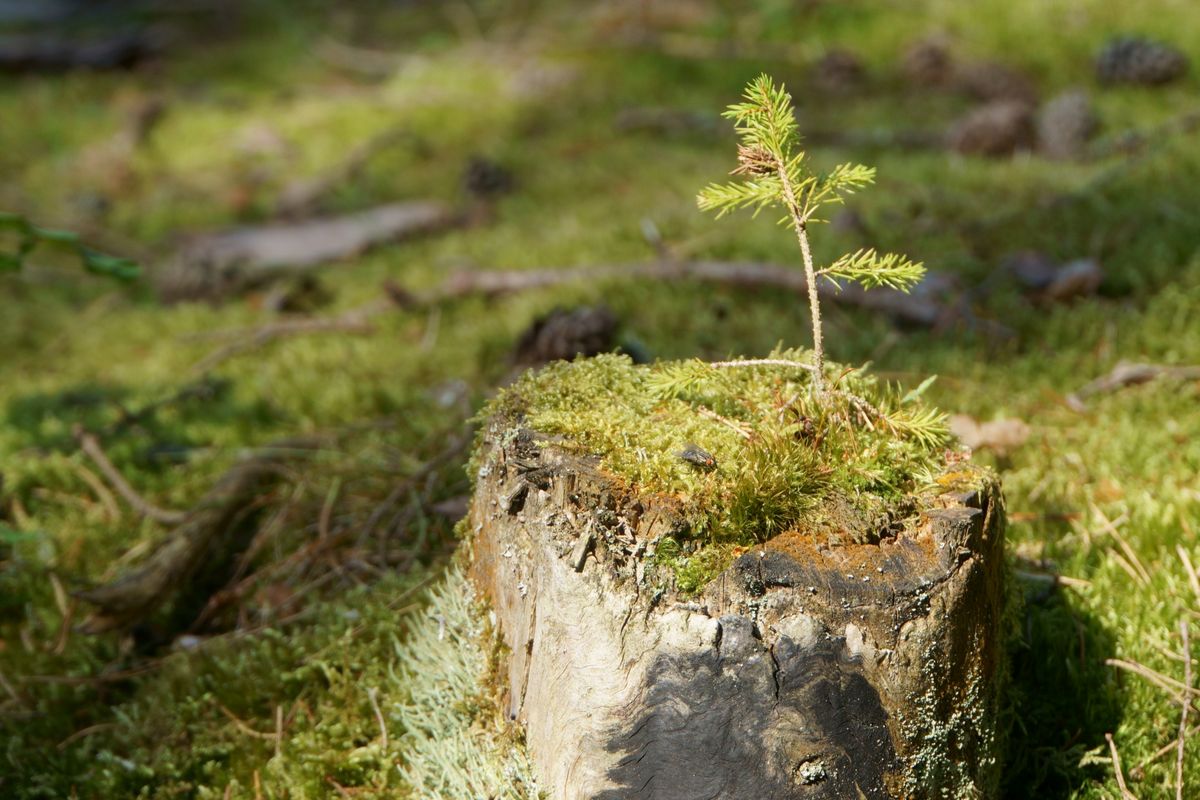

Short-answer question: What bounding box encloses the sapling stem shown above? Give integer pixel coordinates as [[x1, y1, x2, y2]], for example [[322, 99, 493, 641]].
[[774, 159, 825, 393]]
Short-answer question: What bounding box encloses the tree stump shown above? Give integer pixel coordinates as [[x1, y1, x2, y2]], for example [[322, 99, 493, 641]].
[[467, 418, 1007, 799]]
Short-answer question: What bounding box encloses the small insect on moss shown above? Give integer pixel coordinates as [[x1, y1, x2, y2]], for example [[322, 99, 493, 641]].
[[678, 443, 717, 471]]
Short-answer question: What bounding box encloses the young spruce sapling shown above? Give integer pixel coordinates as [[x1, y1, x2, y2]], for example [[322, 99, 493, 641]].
[[698, 74, 924, 394]]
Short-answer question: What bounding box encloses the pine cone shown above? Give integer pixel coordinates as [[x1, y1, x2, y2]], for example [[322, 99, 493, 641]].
[[463, 156, 514, 198], [902, 38, 953, 87], [1096, 37, 1188, 85], [813, 48, 865, 92], [956, 61, 1038, 105], [947, 101, 1036, 157], [1036, 90, 1098, 160]]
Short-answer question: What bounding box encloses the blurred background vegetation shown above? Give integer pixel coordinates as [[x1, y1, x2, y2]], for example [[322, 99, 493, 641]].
[[0, 1, 1198, 797]]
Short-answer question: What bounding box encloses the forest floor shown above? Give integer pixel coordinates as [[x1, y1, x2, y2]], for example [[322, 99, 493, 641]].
[[1, 1, 1198, 797]]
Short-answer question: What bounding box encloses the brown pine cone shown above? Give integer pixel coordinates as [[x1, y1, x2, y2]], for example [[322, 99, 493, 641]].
[[1096, 37, 1188, 85], [1036, 90, 1098, 160], [947, 100, 1036, 157]]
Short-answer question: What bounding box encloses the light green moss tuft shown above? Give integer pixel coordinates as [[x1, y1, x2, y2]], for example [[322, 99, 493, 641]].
[[485, 350, 953, 591]]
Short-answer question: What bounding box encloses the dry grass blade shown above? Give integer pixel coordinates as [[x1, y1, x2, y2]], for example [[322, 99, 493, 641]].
[[215, 700, 278, 740], [1106, 732, 1140, 800], [368, 686, 389, 750], [1106, 657, 1200, 704], [74, 427, 187, 525], [695, 405, 753, 440], [1093, 506, 1151, 585], [1179, 620, 1192, 800], [192, 303, 385, 376], [1178, 545, 1200, 605]]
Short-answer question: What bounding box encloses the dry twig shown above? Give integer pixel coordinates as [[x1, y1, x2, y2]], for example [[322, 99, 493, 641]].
[[74, 426, 187, 525], [1107, 732, 1139, 800], [1068, 362, 1200, 410], [1106, 658, 1200, 704], [391, 259, 989, 331], [275, 126, 414, 218], [191, 302, 386, 375]]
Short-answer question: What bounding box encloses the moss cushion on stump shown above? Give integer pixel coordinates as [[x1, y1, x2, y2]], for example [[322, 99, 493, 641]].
[[465, 354, 1007, 799]]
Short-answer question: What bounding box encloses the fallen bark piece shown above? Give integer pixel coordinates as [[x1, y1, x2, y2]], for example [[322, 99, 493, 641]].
[[159, 201, 458, 303], [467, 418, 1007, 798], [399, 259, 985, 331], [1067, 361, 1200, 410], [949, 413, 1031, 456]]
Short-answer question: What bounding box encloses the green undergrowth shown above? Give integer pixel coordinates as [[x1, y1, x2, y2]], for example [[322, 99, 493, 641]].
[[0, 564, 537, 799], [1, 0, 1199, 797], [489, 350, 953, 590]]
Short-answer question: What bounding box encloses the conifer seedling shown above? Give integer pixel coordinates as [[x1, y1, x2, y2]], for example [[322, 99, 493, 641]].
[[698, 75, 924, 393]]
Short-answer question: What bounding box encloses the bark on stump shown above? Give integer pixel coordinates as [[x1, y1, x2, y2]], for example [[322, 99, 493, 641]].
[[467, 423, 1007, 800]]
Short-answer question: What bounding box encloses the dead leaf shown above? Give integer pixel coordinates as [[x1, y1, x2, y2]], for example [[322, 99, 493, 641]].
[[949, 414, 1031, 456]]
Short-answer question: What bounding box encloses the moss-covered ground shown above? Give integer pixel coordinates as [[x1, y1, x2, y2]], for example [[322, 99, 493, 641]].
[[1, 1, 1198, 797]]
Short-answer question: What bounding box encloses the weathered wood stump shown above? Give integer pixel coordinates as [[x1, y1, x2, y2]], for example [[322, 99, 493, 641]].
[[467, 421, 1007, 799]]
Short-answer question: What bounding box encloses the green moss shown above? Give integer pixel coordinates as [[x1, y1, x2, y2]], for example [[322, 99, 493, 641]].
[[1, 0, 1199, 796], [488, 350, 949, 549]]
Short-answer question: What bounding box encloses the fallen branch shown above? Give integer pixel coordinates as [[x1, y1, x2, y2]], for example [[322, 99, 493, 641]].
[[159, 201, 459, 303], [1068, 362, 1200, 409], [74, 427, 187, 525], [392, 259, 998, 332]]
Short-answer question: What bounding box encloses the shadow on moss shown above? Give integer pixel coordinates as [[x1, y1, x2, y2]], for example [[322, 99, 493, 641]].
[[1002, 581, 1120, 798]]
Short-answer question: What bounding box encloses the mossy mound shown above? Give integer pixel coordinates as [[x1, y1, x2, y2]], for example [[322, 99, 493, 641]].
[[484, 350, 957, 591]]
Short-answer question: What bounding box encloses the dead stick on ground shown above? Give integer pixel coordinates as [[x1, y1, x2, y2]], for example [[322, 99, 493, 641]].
[[1106, 658, 1200, 707], [389, 259, 985, 331], [1068, 362, 1200, 410], [1179, 620, 1192, 800], [1134, 722, 1200, 776], [74, 426, 187, 525], [191, 302, 386, 376], [1107, 732, 1139, 800]]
